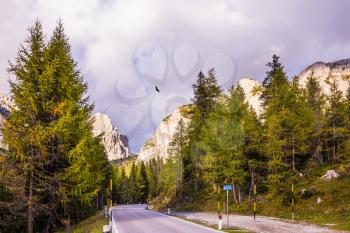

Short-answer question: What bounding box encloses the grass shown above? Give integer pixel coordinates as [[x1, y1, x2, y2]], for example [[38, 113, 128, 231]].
[[166, 166, 350, 231], [57, 211, 109, 233]]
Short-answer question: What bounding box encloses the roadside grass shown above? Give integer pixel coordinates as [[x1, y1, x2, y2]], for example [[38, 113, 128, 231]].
[[57, 211, 108, 233], [170, 167, 350, 231]]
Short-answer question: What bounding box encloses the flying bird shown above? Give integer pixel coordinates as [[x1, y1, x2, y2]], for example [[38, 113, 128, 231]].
[[155, 86, 160, 92]]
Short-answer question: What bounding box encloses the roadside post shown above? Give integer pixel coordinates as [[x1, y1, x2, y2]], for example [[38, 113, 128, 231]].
[[109, 179, 112, 218], [217, 186, 222, 230], [223, 184, 232, 229], [292, 183, 294, 222], [253, 184, 257, 220]]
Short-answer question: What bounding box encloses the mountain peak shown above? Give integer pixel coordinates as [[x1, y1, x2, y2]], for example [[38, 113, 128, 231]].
[[92, 112, 130, 161]]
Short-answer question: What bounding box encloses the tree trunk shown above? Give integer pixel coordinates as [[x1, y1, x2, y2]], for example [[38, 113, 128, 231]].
[[65, 220, 71, 233], [28, 170, 33, 233], [248, 169, 255, 201], [238, 186, 242, 203], [232, 183, 238, 204], [333, 120, 336, 160], [292, 137, 295, 171], [213, 183, 217, 193]]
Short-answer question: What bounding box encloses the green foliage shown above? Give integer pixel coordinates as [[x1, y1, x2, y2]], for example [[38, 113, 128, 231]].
[[0, 20, 108, 232], [323, 76, 349, 161], [191, 69, 222, 120], [199, 86, 248, 189]]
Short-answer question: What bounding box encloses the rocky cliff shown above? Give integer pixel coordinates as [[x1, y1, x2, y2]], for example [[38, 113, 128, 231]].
[[138, 105, 192, 162], [92, 113, 130, 161], [0, 94, 11, 149], [298, 58, 350, 97], [238, 77, 263, 116]]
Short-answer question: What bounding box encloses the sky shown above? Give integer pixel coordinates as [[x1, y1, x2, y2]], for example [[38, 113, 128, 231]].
[[1, 0, 350, 152]]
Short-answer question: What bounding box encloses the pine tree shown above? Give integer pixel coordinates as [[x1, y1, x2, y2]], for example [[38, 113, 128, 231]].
[[2, 20, 108, 231], [191, 69, 222, 120], [119, 167, 128, 203], [128, 162, 138, 203], [260, 55, 291, 199], [184, 69, 222, 194], [4, 21, 48, 233], [147, 158, 160, 198], [138, 161, 149, 203], [324, 76, 348, 161], [199, 86, 247, 201], [260, 54, 284, 108], [168, 119, 187, 200], [305, 73, 325, 164], [241, 103, 264, 200], [284, 78, 313, 171]]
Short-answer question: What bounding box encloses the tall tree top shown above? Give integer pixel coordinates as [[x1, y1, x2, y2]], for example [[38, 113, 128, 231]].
[[191, 68, 221, 119], [260, 54, 288, 109]]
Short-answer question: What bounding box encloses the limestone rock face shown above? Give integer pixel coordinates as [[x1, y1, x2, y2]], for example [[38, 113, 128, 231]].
[[0, 94, 11, 149], [92, 113, 130, 161], [298, 59, 350, 97], [138, 105, 192, 162], [238, 78, 263, 116]]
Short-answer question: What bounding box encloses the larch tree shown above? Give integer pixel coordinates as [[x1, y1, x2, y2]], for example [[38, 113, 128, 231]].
[[305, 73, 325, 165], [3, 20, 108, 232], [324, 75, 348, 161], [168, 119, 187, 200]]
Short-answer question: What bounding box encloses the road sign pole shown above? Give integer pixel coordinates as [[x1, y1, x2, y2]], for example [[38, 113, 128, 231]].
[[292, 183, 294, 222], [226, 189, 229, 228], [223, 184, 232, 229]]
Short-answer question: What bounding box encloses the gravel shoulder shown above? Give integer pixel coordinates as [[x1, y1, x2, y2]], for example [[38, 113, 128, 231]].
[[174, 212, 348, 233]]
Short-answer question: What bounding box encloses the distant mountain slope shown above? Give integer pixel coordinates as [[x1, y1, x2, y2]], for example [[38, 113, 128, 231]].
[[298, 58, 350, 97], [138, 105, 192, 162]]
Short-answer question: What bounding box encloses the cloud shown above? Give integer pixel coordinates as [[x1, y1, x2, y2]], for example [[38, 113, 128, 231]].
[[1, 0, 350, 151]]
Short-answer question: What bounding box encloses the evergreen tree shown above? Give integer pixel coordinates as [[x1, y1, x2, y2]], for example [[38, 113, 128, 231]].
[[191, 69, 222, 120], [168, 119, 187, 200], [128, 162, 138, 203], [2, 20, 108, 232], [147, 158, 160, 198], [323, 76, 348, 161], [260, 54, 284, 108], [241, 103, 264, 200], [284, 78, 313, 171], [184, 69, 222, 194], [138, 161, 149, 203], [305, 73, 325, 164], [3, 21, 48, 233], [119, 167, 128, 203], [260, 55, 291, 199], [199, 86, 247, 201]]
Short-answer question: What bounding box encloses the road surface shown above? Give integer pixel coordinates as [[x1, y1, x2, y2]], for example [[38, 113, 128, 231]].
[[175, 212, 346, 233], [111, 205, 222, 233]]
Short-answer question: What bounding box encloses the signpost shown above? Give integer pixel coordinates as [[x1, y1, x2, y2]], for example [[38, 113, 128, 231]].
[[223, 184, 232, 229]]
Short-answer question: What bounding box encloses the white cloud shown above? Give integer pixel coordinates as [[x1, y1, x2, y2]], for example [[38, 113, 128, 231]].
[[1, 0, 350, 151]]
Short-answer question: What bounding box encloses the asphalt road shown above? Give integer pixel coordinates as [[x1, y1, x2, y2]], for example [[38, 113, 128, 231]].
[[111, 204, 222, 233]]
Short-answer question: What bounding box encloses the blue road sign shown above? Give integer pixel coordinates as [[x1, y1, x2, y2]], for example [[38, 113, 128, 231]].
[[223, 184, 232, 191]]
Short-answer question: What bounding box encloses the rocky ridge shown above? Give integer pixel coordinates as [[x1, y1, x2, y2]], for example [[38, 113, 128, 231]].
[[137, 105, 192, 163], [92, 113, 130, 161]]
